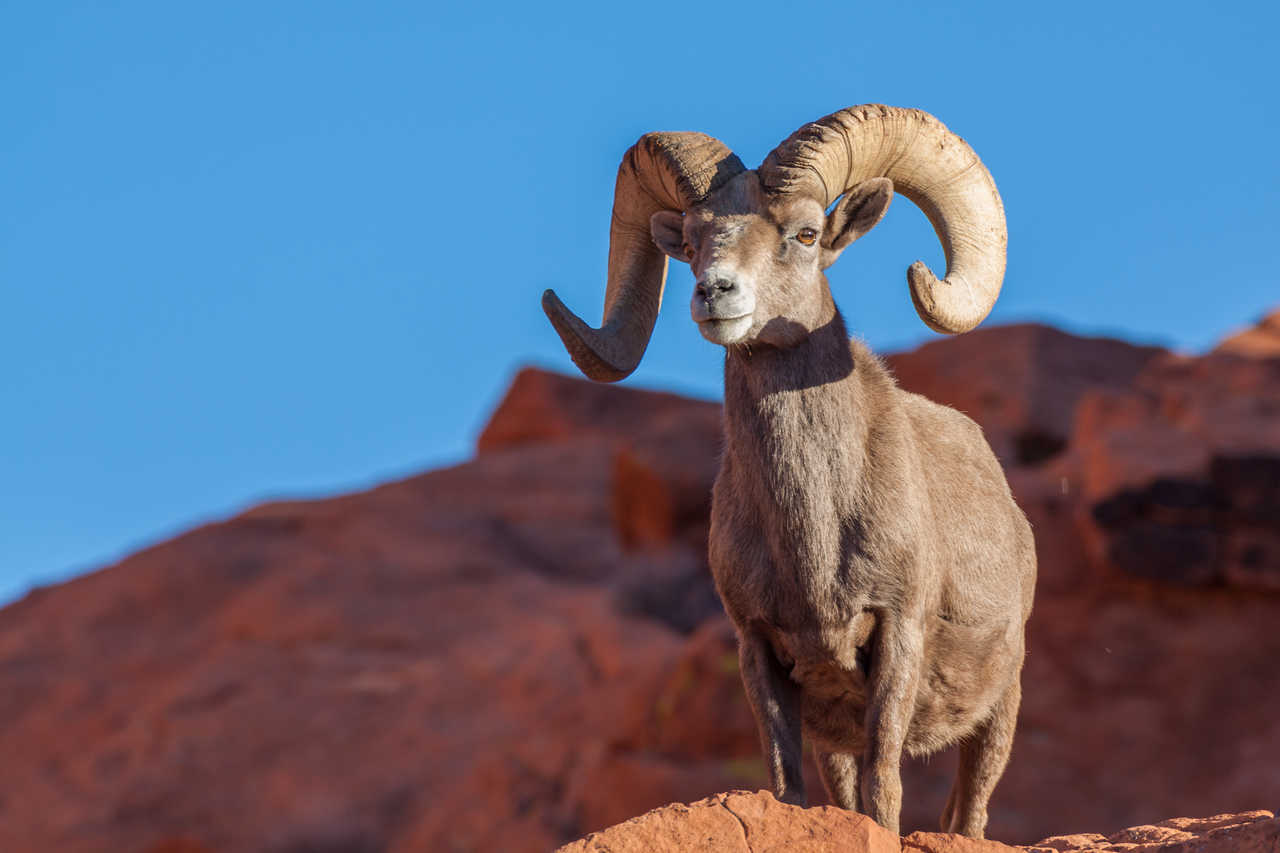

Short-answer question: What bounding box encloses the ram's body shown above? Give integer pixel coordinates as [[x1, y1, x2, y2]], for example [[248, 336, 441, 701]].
[[712, 318, 1035, 833], [542, 105, 1036, 838]]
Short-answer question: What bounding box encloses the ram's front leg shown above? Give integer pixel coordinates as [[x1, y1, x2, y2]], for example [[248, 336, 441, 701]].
[[739, 629, 806, 805], [861, 613, 924, 835]]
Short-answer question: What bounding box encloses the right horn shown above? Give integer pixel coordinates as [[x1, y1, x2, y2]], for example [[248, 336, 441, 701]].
[[759, 105, 1006, 335], [543, 133, 745, 381]]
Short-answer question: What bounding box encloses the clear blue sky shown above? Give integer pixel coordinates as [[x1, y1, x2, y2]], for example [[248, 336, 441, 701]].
[[3, 2, 1277, 603]]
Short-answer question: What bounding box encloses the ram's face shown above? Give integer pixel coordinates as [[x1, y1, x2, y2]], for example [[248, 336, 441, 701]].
[[650, 171, 892, 349], [544, 107, 1004, 383], [687, 173, 828, 347]]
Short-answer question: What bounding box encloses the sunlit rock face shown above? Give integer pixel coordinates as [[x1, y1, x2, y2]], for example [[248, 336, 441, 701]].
[[1216, 308, 1280, 359], [555, 793, 1279, 853]]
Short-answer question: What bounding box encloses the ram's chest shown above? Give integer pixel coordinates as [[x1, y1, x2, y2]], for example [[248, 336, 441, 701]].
[[710, 457, 874, 625]]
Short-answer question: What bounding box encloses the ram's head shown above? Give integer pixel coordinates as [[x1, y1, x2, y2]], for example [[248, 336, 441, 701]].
[[543, 105, 1007, 380]]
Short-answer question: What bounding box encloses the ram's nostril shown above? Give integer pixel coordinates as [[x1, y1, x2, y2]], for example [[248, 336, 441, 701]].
[[696, 278, 737, 300]]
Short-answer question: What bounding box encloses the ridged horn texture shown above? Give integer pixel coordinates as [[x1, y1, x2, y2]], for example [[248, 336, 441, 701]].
[[543, 133, 745, 381], [759, 105, 1007, 334]]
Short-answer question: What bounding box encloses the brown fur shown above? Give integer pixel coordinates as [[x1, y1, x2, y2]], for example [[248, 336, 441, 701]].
[[650, 171, 1036, 838]]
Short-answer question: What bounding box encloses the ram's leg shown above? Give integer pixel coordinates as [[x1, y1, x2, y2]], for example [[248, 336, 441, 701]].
[[816, 749, 860, 811], [739, 630, 806, 805], [860, 614, 924, 835], [940, 783, 959, 836], [943, 678, 1020, 838]]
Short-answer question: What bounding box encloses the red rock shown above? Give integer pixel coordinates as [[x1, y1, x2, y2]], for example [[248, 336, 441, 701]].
[[613, 446, 677, 548], [627, 619, 759, 761], [609, 408, 721, 555], [559, 798, 1277, 853], [1215, 308, 1280, 358], [476, 366, 719, 453], [1026, 833, 1109, 852], [1028, 810, 1279, 851], [1070, 351, 1280, 587], [0, 440, 694, 852], [140, 840, 215, 853], [556, 790, 901, 853], [903, 830, 1019, 852], [886, 324, 1162, 467]]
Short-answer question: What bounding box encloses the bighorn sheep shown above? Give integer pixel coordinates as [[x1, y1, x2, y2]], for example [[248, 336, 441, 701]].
[[542, 105, 1036, 839]]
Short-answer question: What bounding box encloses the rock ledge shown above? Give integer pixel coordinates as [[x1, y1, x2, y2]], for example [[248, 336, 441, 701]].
[[556, 791, 1279, 853]]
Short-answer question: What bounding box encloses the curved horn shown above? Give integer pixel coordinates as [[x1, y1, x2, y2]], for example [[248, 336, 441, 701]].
[[759, 105, 1006, 335], [543, 133, 745, 381]]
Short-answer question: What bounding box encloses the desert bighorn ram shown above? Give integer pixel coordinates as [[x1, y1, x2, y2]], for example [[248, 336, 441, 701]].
[[542, 104, 1036, 839]]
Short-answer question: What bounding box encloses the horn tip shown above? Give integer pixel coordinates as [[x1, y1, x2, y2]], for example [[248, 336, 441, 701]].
[[907, 261, 987, 336], [540, 288, 634, 383], [541, 288, 565, 316]]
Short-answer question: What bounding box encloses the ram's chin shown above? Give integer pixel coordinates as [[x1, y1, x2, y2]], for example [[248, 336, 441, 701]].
[[697, 316, 754, 346]]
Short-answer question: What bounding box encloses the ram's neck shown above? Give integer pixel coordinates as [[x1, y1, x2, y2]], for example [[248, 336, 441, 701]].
[[722, 310, 888, 540]]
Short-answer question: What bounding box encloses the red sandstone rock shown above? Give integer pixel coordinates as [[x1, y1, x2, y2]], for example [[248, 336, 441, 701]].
[[141, 840, 216, 853], [886, 324, 1162, 467], [903, 832, 1020, 853], [476, 365, 719, 453], [1215, 308, 1280, 358], [0, 441, 696, 852], [558, 796, 1277, 853], [556, 790, 903, 853], [1028, 810, 1279, 851], [1070, 350, 1280, 588]]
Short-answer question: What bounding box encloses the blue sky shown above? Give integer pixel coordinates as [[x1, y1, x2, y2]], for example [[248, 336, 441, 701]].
[[3, 1, 1277, 603]]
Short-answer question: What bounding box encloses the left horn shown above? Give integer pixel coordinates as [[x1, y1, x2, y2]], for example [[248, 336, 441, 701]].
[[759, 104, 1007, 335]]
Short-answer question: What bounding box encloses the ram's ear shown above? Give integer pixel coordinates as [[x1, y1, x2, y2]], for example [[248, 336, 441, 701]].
[[650, 210, 687, 262], [821, 178, 893, 269]]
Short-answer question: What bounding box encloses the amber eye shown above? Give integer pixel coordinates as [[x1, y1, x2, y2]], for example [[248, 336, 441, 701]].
[[796, 228, 818, 246], [683, 243, 695, 261]]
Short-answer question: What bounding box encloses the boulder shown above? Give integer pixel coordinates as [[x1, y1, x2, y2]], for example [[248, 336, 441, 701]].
[[555, 790, 904, 853]]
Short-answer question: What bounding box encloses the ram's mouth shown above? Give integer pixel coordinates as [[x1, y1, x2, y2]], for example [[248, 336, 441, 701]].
[[697, 315, 753, 345]]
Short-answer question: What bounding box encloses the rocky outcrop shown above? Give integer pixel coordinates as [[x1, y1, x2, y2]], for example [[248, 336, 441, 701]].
[[557, 792, 1279, 853], [885, 323, 1162, 467], [1216, 308, 1280, 358], [1031, 810, 1280, 852], [0, 323, 1277, 851], [1071, 351, 1280, 588], [556, 790, 905, 853]]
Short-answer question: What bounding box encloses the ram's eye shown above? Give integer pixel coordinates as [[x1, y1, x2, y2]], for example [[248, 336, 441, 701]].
[[796, 228, 818, 246], [683, 244, 695, 261]]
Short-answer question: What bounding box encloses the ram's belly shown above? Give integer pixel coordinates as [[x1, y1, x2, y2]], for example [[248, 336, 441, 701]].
[[904, 675, 995, 756], [905, 620, 1020, 756], [789, 620, 1018, 756], [799, 671, 997, 756]]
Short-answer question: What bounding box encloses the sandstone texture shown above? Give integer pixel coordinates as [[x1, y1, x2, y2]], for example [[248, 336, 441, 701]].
[[557, 790, 904, 853], [0, 321, 1278, 851], [558, 792, 1278, 853]]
